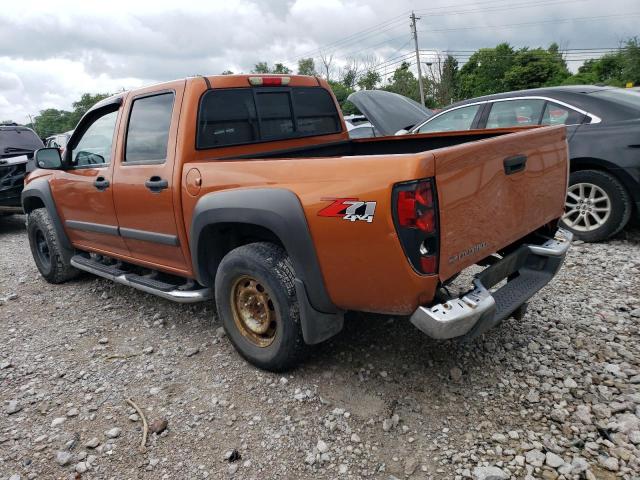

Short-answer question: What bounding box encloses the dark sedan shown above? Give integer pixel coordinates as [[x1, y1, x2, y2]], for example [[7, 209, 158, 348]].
[[410, 86, 640, 242]]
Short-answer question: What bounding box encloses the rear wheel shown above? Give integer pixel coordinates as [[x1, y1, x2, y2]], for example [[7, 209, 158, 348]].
[[561, 170, 631, 242], [214, 242, 305, 371], [27, 208, 79, 283]]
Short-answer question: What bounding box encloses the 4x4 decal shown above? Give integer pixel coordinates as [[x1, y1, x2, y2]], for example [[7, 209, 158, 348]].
[[318, 198, 377, 223]]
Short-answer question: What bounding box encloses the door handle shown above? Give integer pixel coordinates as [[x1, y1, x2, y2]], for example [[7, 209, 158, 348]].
[[503, 154, 527, 175], [144, 176, 169, 193], [94, 176, 110, 191]]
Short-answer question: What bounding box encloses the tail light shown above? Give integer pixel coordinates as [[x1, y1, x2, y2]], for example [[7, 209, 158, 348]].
[[392, 178, 439, 275]]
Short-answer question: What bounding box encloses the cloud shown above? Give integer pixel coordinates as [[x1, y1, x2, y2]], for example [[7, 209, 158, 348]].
[[0, 0, 637, 124]]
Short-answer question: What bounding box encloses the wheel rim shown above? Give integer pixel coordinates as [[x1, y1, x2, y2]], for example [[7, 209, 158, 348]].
[[563, 182, 611, 232], [34, 229, 51, 270], [230, 275, 277, 347]]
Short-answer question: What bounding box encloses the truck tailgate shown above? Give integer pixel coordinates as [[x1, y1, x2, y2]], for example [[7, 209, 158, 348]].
[[435, 125, 568, 281]]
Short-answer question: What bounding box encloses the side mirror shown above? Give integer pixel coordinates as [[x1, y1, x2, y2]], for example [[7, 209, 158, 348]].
[[34, 148, 63, 170], [394, 129, 409, 136]]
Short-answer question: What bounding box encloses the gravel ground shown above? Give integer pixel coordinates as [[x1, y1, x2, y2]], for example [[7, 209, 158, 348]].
[[1, 214, 639, 480]]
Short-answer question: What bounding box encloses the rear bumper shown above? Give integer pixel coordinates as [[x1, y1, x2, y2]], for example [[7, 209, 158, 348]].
[[410, 227, 572, 340]]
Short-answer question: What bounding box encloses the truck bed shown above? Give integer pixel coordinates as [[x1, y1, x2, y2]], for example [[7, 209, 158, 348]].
[[225, 128, 517, 160]]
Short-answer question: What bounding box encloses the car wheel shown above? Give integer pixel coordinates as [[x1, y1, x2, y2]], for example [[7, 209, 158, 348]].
[[561, 170, 632, 242], [214, 242, 305, 371], [27, 208, 79, 283]]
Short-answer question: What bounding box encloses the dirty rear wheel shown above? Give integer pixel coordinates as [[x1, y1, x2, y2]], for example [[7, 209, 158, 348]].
[[27, 208, 78, 283], [215, 242, 305, 371]]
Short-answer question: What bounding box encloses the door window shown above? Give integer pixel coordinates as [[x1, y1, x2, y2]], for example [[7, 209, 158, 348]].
[[125, 93, 175, 163], [71, 110, 118, 167], [417, 104, 481, 133], [541, 102, 585, 125], [486, 99, 545, 128]]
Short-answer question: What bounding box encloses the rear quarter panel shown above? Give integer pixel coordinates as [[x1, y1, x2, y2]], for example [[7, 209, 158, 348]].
[[182, 154, 440, 314]]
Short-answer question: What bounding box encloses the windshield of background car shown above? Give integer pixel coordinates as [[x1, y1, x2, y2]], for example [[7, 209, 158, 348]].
[[590, 89, 640, 111], [417, 104, 481, 133], [0, 128, 44, 155]]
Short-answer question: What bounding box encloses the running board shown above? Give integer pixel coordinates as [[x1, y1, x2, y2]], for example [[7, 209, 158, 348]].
[[71, 254, 212, 303]]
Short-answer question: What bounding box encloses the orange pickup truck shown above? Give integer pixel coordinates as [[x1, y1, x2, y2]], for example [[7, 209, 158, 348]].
[[23, 74, 572, 371]]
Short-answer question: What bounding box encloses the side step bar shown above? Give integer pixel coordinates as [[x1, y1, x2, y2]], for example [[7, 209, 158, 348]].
[[70, 254, 212, 304]]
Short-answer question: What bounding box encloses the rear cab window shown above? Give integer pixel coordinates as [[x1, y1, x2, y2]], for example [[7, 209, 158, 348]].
[[197, 87, 341, 149]]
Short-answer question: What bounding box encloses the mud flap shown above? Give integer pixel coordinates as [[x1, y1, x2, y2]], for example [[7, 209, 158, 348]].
[[294, 279, 344, 345]]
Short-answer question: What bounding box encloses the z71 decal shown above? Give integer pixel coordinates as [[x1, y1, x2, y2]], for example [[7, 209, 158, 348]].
[[318, 198, 377, 223]]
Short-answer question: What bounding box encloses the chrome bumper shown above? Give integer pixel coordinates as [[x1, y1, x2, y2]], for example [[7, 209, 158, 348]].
[[410, 228, 572, 340]]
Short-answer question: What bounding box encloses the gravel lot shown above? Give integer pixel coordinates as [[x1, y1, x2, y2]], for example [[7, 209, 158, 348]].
[[1, 214, 639, 480]]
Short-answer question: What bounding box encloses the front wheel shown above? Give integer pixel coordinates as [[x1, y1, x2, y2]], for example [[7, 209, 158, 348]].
[[561, 170, 631, 242], [27, 208, 79, 283], [214, 242, 305, 371]]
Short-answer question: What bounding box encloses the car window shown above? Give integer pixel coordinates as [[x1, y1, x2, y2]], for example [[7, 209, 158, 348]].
[[125, 93, 175, 163], [348, 126, 376, 138], [197, 87, 341, 149], [417, 104, 481, 133], [486, 99, 545, 128], [541, 102, 585, 125], [71, 110, 118, 167], [0, 128, 43, 154]]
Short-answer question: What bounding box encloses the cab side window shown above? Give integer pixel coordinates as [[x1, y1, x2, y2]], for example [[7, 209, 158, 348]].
[[486, 99, 545, 128], [418, 104, 481, 133], [71, 110, 118, 167], [541, 102, 585, 125], [125, 93, 175, 163]]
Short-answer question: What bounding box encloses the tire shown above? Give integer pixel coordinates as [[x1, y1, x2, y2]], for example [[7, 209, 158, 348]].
[[214, 242, 305, 371], [27, 208, 79, 283], [561, 170, 632, 242]]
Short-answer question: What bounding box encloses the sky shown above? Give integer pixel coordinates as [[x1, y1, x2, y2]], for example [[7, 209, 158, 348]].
[[0, 0, 638, 124]]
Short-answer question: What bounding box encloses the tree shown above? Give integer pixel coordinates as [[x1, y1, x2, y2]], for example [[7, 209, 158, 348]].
[[327, 80, 357, 115], [503, 45, 570, 91], [67, 93, 111, 129], [621, 37, 640, 85], [252, 62, 291, 74], [459, 43, 516, 98], [252, 62, 270, 73], [297, 58, 317, 76], [32, 109, 72, 138], [424, 54, 460, 106], [221, 70, 234, 75], [357, 70, 381, 90], [382, 62, 421, 102], [31, 92, 111, 137], [319, 52, 334, 80], [272, 63, 291, 74]]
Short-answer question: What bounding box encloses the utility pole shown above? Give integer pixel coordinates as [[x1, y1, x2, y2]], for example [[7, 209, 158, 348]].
[[410, 11, 426, 107]]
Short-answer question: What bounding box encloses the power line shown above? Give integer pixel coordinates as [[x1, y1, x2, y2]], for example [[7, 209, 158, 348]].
[[417, 12, 640, 35], [287, 0, 580, 64]]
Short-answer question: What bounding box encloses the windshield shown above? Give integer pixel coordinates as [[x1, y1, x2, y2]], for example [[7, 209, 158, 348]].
[[589, 89, 640, 111], [0, 128, 44, 155]]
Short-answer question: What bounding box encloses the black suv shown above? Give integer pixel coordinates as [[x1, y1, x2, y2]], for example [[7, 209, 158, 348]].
[[1, 125, 44, 214]]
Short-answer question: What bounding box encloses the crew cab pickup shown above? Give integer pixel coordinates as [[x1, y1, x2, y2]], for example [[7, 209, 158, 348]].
[[23, 74, 571, 371]]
